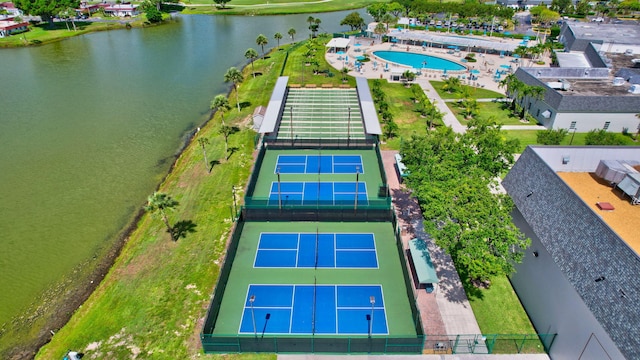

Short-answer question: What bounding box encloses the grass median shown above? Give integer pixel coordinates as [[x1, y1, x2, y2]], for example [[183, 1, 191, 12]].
[[181, 0, 381, 15]]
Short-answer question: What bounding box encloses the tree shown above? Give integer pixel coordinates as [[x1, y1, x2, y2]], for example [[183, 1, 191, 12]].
[[384, 119, 399, 139], [309, 17, 321, 37], [400, 123, 527, 285], [402, 70, 416, 86], [211, 94, 231, 125], [15, 0, 80, 26], [387, 2, 404, 18], [244, 48, 259, 78], [551, 0, 572, 13], [288, 28, 296, 42], [145, 192, 179, 241], [224, 67, 244, 112], [197, 137, 211, 172], [213, 0, 230, 8], [367, 2, 388, 22], [340, 12, 366, 31], [499, 73, 525, 112], [537, 129, 568, 145], [585, 129, 627, 145], [340, 67, 350, 82], [274, 32, 283, 49], [460, 98, 479, 119], [441, 77, 461, 93], [218, 124, 233, 160], [255, 34, 268, 57], [520, 85, 545, 121], [374, 22, 387, 39], [145, 6, 162, 23]]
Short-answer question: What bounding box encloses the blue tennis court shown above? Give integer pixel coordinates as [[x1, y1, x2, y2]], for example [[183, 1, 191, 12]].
[[269, 181, 368, 206], [276, 155, 364, 174], [239, 284, 388, 335], [254, 233, 378, 268]]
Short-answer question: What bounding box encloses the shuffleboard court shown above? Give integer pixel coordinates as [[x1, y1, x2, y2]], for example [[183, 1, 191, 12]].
[[269, 181, 368, 205], [239, 284, 388, 335], [254, 233, 378, 268], [276, 155, 364, 174]]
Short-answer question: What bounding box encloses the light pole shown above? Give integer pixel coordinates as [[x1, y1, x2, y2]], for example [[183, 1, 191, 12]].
[[569, 128, 577, 145], [249, 295, 257, 339], [232, 186, 238, 220], [290, 106, 294, 145], [277, 166, 282, 210], [354, 166, 360, 213], [347, 106, 351, 144], [369, 296, 375, 337]]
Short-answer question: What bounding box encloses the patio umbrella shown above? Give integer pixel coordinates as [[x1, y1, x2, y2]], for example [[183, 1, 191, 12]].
[[500, 64, 510, 69], [356, 56, 365, 61], [385, 62, 389, 70], [337, 51, 345, 55], [354, 43, 361, 47], [513, 54, 520, 58], [448, 45, 457, 49], [345, 55, 349, 63], [470, 69, 480, 75]]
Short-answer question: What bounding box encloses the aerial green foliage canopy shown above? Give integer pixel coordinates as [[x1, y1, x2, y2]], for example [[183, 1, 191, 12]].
[[15, 0, 80, 24], [400, 119, 528, 284], [340, 11, 366, 31]]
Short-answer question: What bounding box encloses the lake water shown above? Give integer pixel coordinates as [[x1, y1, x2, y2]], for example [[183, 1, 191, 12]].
[[0, 10, 366, 328]]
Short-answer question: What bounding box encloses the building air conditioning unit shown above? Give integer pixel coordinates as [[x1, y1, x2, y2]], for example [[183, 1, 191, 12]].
[[630, 84, 640, 94], [613, 77, 625, 86]]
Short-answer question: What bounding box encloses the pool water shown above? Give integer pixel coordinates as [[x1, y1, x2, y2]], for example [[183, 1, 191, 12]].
[[373, 51, 466, 71]]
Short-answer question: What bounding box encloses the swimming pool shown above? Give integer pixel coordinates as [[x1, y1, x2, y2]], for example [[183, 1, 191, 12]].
[[373, 51, 466, 71]]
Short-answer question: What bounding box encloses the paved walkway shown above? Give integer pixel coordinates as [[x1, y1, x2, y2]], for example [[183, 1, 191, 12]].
[[326, 35, 551, 135]]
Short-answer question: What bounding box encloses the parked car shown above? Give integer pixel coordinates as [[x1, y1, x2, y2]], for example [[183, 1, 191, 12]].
[[592, 17, 604, 22]]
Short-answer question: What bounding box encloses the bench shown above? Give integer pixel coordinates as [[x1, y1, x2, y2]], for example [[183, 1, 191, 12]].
[[408, 239, 439, 292], [394, 153, 409, 181]]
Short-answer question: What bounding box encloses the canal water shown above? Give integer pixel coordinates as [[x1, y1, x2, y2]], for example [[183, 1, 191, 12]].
[[0, 10, 366, 328]]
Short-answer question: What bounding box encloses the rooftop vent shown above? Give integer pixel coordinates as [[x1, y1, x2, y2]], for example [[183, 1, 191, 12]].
[[630, 84, 640, 94], [625, 49, 634, 56], [613, 77, 625, 86]]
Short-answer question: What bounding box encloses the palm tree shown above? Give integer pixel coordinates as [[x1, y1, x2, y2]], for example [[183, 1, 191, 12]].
[[211, 94, 231, 125], [224, 67, 244, 112], [340, 67, 350, 82], [274, 32, 283, 49], [461, 98, 479, 119], [219, 124, 233, 160], [499, 73, 524, 112], [374, 22, 387, 40], [145, 192, 179, 241], [197, 137, 211, 172], [244, 48, 259, 78], [520, 85, 545, 121], [288, 28, 296, 42], [255, 34, 268, 57], [402, 70, 416, 86], [441, 77, 461, 94]]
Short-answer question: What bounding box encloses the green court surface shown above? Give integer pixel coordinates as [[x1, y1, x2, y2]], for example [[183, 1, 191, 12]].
[[251, 148, 384, 201], [277, 88, 366, 141], [213, 221, 417, 336]]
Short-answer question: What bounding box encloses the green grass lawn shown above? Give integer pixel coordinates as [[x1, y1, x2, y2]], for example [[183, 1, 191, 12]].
[[373, 82, 433, 150], [181, 0, 381, 15], [0, 16, 169, 48], [430, 80, 505, 99], [463, 275, 545, 354], [448, 101, 539, 127], [502, 130, 637, 153]]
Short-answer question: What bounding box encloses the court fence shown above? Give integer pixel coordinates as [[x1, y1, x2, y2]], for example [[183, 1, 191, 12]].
[[423, 333, 556, 355], [263, 135, 379, 148]]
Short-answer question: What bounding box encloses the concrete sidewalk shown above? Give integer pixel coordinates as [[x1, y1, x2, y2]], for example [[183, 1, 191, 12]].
[[415, 79, 466, 134]]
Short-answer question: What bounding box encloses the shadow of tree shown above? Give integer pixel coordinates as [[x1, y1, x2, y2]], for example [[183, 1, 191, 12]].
[[171, 220, 197, 240], [209, 159, 221, 172], [227, 147, 239, 160], [239, 101, 252, 111], [389, 187, 483, 304]]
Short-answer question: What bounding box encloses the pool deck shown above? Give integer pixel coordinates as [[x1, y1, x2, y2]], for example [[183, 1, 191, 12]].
[[326, 34, 550, 134]]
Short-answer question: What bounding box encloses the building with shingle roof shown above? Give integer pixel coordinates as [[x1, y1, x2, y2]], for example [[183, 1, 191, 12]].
[[503, 146, 640, 360]]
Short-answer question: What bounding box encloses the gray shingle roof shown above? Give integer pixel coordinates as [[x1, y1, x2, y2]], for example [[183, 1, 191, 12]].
[[503, 146, 640, 360]]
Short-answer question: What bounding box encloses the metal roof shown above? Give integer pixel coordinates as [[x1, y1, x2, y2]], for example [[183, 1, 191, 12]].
[[258, 76, 288, 134], [355, 77, 382, 135], [388, 30, 524, 52], [408, 239, 439, 284]]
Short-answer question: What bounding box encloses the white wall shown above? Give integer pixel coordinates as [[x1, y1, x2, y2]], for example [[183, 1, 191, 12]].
[[551, 112, 640, 133]]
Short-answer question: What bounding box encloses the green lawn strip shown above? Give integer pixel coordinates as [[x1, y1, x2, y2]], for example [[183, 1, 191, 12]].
[[0, 17, 166, 48], [502, 130, 637, 153], [463, 276, 544, 354], [447, 101, 536, 127], [36, 42, 291, 360], [215, 221, 416, 336], [181, 0, 381, 15], [429, 80, 505, 100], [370, 81, 431, 150]]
